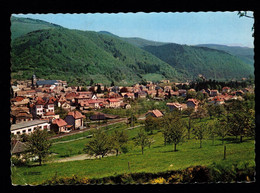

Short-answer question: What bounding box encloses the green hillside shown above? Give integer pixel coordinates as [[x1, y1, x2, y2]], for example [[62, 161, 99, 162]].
[[11, 28, 180, 85], [143, 43, 254, 81], [120, 37, 168, 48], [11, 16, 62, 40], [196, 44, 254, 66]]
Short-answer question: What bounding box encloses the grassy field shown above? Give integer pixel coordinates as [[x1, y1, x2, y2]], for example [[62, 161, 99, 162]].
[[11, 120, 255, 185]]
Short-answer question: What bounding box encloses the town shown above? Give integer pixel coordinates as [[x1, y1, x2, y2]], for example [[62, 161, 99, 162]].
[[10, 74, 254, 143], [10, 74, 255, 184]]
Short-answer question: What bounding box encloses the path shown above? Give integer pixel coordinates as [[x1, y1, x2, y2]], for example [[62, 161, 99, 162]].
[[52, 152, 117, 163]]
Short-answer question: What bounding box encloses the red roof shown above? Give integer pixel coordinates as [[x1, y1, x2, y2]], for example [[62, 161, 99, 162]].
[[147, 109, 163, 118], [167, 102, 182, 108], [53, 118, 67, 127], [35, 97, 45, 105], [107, 98, 120, 102], [187, 98, 199, 105], [44, 111, 55, 116], [67, 111, 85, 119]]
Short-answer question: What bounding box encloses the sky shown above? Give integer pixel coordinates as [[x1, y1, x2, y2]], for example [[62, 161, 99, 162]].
[[13, 12, 254, 48]]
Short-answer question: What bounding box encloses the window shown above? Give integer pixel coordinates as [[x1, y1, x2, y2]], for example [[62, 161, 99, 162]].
[[22, 130, 26, 133], [17, 131, 20, 135], [28, 129, 31, 132]]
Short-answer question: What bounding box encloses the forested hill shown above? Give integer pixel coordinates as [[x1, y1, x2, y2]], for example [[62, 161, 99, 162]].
[[11, 28, 180, 86], [11, 16, 62, 40], [196, 44, 254, 66], [142, 43, 254, 81]]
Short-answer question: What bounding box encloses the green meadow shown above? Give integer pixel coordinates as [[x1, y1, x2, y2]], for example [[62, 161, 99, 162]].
[[11, 121, 255, 185]]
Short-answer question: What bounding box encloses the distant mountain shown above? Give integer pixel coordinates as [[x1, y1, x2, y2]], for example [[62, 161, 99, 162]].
[[10, 16, 254, 85], [196, 44, 254, 65], [143, 43, 254, 81], [11, 28, 180, 86], [120, 37, 168, 48], [11, 16, 63, 40]]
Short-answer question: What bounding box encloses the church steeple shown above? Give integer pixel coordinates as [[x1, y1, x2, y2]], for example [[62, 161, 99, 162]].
[[32, 74, 37, 87]]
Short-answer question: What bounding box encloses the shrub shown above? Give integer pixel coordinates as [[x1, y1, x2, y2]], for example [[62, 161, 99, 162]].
[[150, 177, 167, 184]]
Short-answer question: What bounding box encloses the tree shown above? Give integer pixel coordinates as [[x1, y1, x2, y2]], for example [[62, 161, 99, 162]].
[[134, 129, 150, 155], [96, 85, 102, 93], [208, 121, 217, 145], [128, 114, 137, 127], [206, 104, 216, 119], [27, 128, 52, 166], [193, 106, 208, 121], [192, 123, 209, 148], [110, 130, 128, 156], [183, 107, 195, 139], [120, 87, 128, 93], [89, 79, 94, 86], [84, 129, 112, 158], [161, 112, 186, 151], [111, 81, 115, 87], [144, 115, 161, 134], [214, 105, 226, 118], [215, 118, 230, 145], [229, 109, 255, 143]]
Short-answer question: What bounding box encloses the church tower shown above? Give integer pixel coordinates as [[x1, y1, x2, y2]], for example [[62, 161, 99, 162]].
[[32, 74, 37, 87]]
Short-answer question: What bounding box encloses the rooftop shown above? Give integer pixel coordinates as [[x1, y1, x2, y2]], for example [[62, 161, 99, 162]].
[[11, 120, 49, 131]]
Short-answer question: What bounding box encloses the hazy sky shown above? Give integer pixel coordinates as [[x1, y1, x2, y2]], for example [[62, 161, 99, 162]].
[[13, 12, 254, 48]]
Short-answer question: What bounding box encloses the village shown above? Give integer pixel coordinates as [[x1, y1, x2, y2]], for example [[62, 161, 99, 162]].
[[10, 74, 254, 139]]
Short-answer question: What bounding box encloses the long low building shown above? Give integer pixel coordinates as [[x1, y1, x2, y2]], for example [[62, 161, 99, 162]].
[[11, 120, 50, 135]]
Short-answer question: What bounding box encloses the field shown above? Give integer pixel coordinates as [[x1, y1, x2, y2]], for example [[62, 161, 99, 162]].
[[11, 120, 255, 185]]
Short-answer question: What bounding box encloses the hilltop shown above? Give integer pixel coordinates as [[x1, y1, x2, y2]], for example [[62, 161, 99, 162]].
[[10, 16, 254, 85], [11, 28, 180, 85], [196, 44, 254, 66], [142, 43, 254, 81], [11, 16, 63, 40]]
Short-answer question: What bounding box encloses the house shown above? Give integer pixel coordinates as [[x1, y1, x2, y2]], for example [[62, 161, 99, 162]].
[[120, 103, 131, 109], [64, 111, 85, 130], [107, 98, 122, 108], [51, 118, 72, 133], [76, 99, 90, 110], [208, 96, 225, 105], [11, 120, 50, 136], [210, 90, 219, 97], [122, 92, 135, 99], [146, 109, 164, 118], [186, 98, 199, 110], [222, 87, 231, 93], [135, 91, 147, 98], [11, 140, 28, 156], [87, 99, 106, 109], [235, 90, 244, 96], [166, 102, 183, 111], [178, 89, 187, 97], [10, 108, 33, 124]]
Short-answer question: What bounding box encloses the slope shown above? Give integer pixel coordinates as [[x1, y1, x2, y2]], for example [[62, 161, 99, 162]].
[[143, 43, 254, 81], [11, 28, 181, 85], [11, 16, 63, 40], [196, 44, 254, 66]]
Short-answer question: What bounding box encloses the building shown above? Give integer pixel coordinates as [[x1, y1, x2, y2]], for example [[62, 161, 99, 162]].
[[210, 90, 219, 97], [107, 98, 122, 108], [51, 118, 72, 133], [146, 109, 164, 118], [186, 99, 199, 110], [64, 111, 85, 130], [11, 120, 50, 136], [166, 102, 183, 111]]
